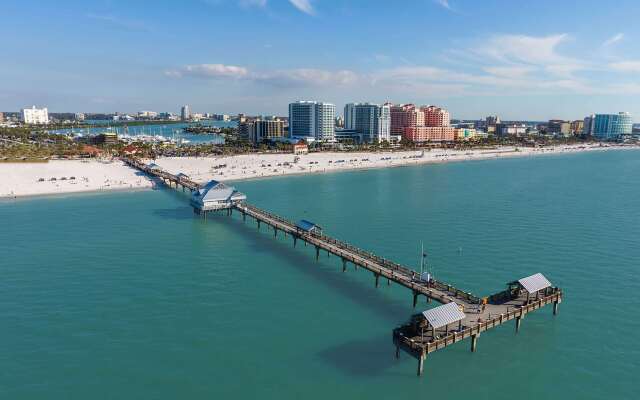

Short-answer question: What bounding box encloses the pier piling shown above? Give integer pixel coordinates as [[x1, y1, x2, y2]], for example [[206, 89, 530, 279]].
[[553, 301, 559, 315], [417, 353, 425, 376], [471, 334, 479, 352]]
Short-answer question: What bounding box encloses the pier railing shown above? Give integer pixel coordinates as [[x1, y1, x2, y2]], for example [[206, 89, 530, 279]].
[[394, 288, 562, 355]]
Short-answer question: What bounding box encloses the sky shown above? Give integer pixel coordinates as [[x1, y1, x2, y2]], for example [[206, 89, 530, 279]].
[[2, 0, 640, 120]]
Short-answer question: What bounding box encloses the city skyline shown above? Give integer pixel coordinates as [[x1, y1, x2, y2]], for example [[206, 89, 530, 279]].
[[4, 0, 640, 120]]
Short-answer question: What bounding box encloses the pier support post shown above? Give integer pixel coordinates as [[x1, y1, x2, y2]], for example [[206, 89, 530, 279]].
[[293, 236, 297, 247], [413, 291, 419, 308], [515, 316, 522, 333], [375, 274, 380, 288], [315, 246, 320, 261], [257, 220, 261, 230], [417, 353, 425, 376], [342, 258, 347, 272], [471, 334, 479, 352], [274, 227, 277, 238], [426, 296, 432, 304], [395, 346, 400, 359], [553, 301, 559, 316], [243, 212, 246, 222]]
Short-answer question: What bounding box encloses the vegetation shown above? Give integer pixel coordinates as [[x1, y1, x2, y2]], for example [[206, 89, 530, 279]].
[[0, 123, 623, 161]]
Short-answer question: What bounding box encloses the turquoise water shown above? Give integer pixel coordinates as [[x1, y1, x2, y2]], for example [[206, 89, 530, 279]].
[[1, 150, 639, 399], [48, 120, 234, 144]]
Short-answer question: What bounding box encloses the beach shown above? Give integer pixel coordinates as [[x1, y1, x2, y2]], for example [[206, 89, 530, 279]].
[[1, 143, 636, 198], [0, 159, 154, 198]]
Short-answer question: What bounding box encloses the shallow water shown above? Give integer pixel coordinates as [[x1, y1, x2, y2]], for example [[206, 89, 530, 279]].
[[1, 150, 639, 399]]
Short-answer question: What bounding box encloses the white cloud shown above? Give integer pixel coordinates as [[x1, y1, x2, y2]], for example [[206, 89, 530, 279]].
[[608, 61, 640, 72], [482, 66, 534, 79], [434, 0, 453, 10], [480, 34, 572, 65], [166, 64, 250, 79], [602, 33, 624, 47], [166, 63, 358, 88], [289, 0, 314, 14]]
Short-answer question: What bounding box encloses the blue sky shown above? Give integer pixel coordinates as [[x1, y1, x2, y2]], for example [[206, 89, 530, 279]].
[[3, 0, 640, 120]]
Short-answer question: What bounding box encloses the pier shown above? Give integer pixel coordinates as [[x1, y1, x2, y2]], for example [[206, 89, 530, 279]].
[[123, 157, 564, 376]]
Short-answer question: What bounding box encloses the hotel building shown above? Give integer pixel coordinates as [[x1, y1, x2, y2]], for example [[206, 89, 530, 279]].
[[593, 112, 632, 140], [21, 106, 49, 124], [289, 101, 335, 142]]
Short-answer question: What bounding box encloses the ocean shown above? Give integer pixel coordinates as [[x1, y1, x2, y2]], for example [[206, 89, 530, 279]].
[[1, 149, 639, 399]]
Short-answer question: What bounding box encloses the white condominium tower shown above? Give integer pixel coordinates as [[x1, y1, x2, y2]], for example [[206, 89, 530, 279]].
[[21, 106, 49, 124], [288, 101, 336, 142], [181, 105, 191, 121]]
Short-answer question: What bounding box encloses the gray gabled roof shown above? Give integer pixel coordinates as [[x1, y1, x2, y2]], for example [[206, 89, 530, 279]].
[[518, 273, 552, 293], [422, 302, 465, 329]]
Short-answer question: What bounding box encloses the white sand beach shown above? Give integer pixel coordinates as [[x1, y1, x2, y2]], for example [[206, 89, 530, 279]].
[[0, 159, 154, 198], [1, 143, 636, 199], [149, 143, 636, 184]]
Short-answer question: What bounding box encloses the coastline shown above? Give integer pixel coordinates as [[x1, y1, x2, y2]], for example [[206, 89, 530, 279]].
[[1, 143, 638, 199]]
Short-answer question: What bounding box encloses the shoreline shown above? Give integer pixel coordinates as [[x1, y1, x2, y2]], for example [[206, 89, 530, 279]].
[[1, 144, 638, 199]]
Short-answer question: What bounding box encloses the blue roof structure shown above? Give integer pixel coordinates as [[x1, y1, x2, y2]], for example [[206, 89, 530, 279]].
[[296, 219, 321, 232]]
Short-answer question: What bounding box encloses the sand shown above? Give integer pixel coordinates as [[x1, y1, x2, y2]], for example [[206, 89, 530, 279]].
[[0, 159, 154, 198], [149, 143, 636, 184], [1, 143, 636, 199]]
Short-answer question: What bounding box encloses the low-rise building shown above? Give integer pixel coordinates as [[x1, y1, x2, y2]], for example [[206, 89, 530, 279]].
[[454, 128, 478, 141], [293, 141, 309, 155], [495, 123, 527, 137]]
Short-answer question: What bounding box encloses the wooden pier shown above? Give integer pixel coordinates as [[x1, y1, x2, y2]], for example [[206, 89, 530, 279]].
[[123, 157, 564, 376]]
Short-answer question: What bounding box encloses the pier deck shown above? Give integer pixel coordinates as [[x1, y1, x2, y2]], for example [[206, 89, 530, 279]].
[[123, 157, 564, 376]]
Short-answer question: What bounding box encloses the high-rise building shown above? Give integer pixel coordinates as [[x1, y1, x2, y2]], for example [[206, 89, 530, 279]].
[[390, 104, 453, 143], [289, 101, 335, 142], [346, 103, 391, 143], [180, 105, 191, 121], [390, 104, 422, 136], [21, 106, 49, 124], [421, 106, 450, 127], [593, 112, 632, 140], [0, 112, 5, 123], [547, 120, 571, 136], [250, 119, 285, 144], [583, 114, 595, 135], [316, 103, 336, 142], [377, 104, 391, 143], [570, 120, 584, 135], [75, 113, 85, 121], [344, 103, 357, 130], [486, 115, 501, 126]]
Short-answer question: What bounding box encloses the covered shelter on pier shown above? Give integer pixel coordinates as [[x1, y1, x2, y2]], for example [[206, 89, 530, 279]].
[[146, 162, 162, 171], [509, 273, 552, 303], [176, 172, 190, 181], [191, 180, 246, 212], [421, 302, 466, 337], [295, 219, 322, 235]]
